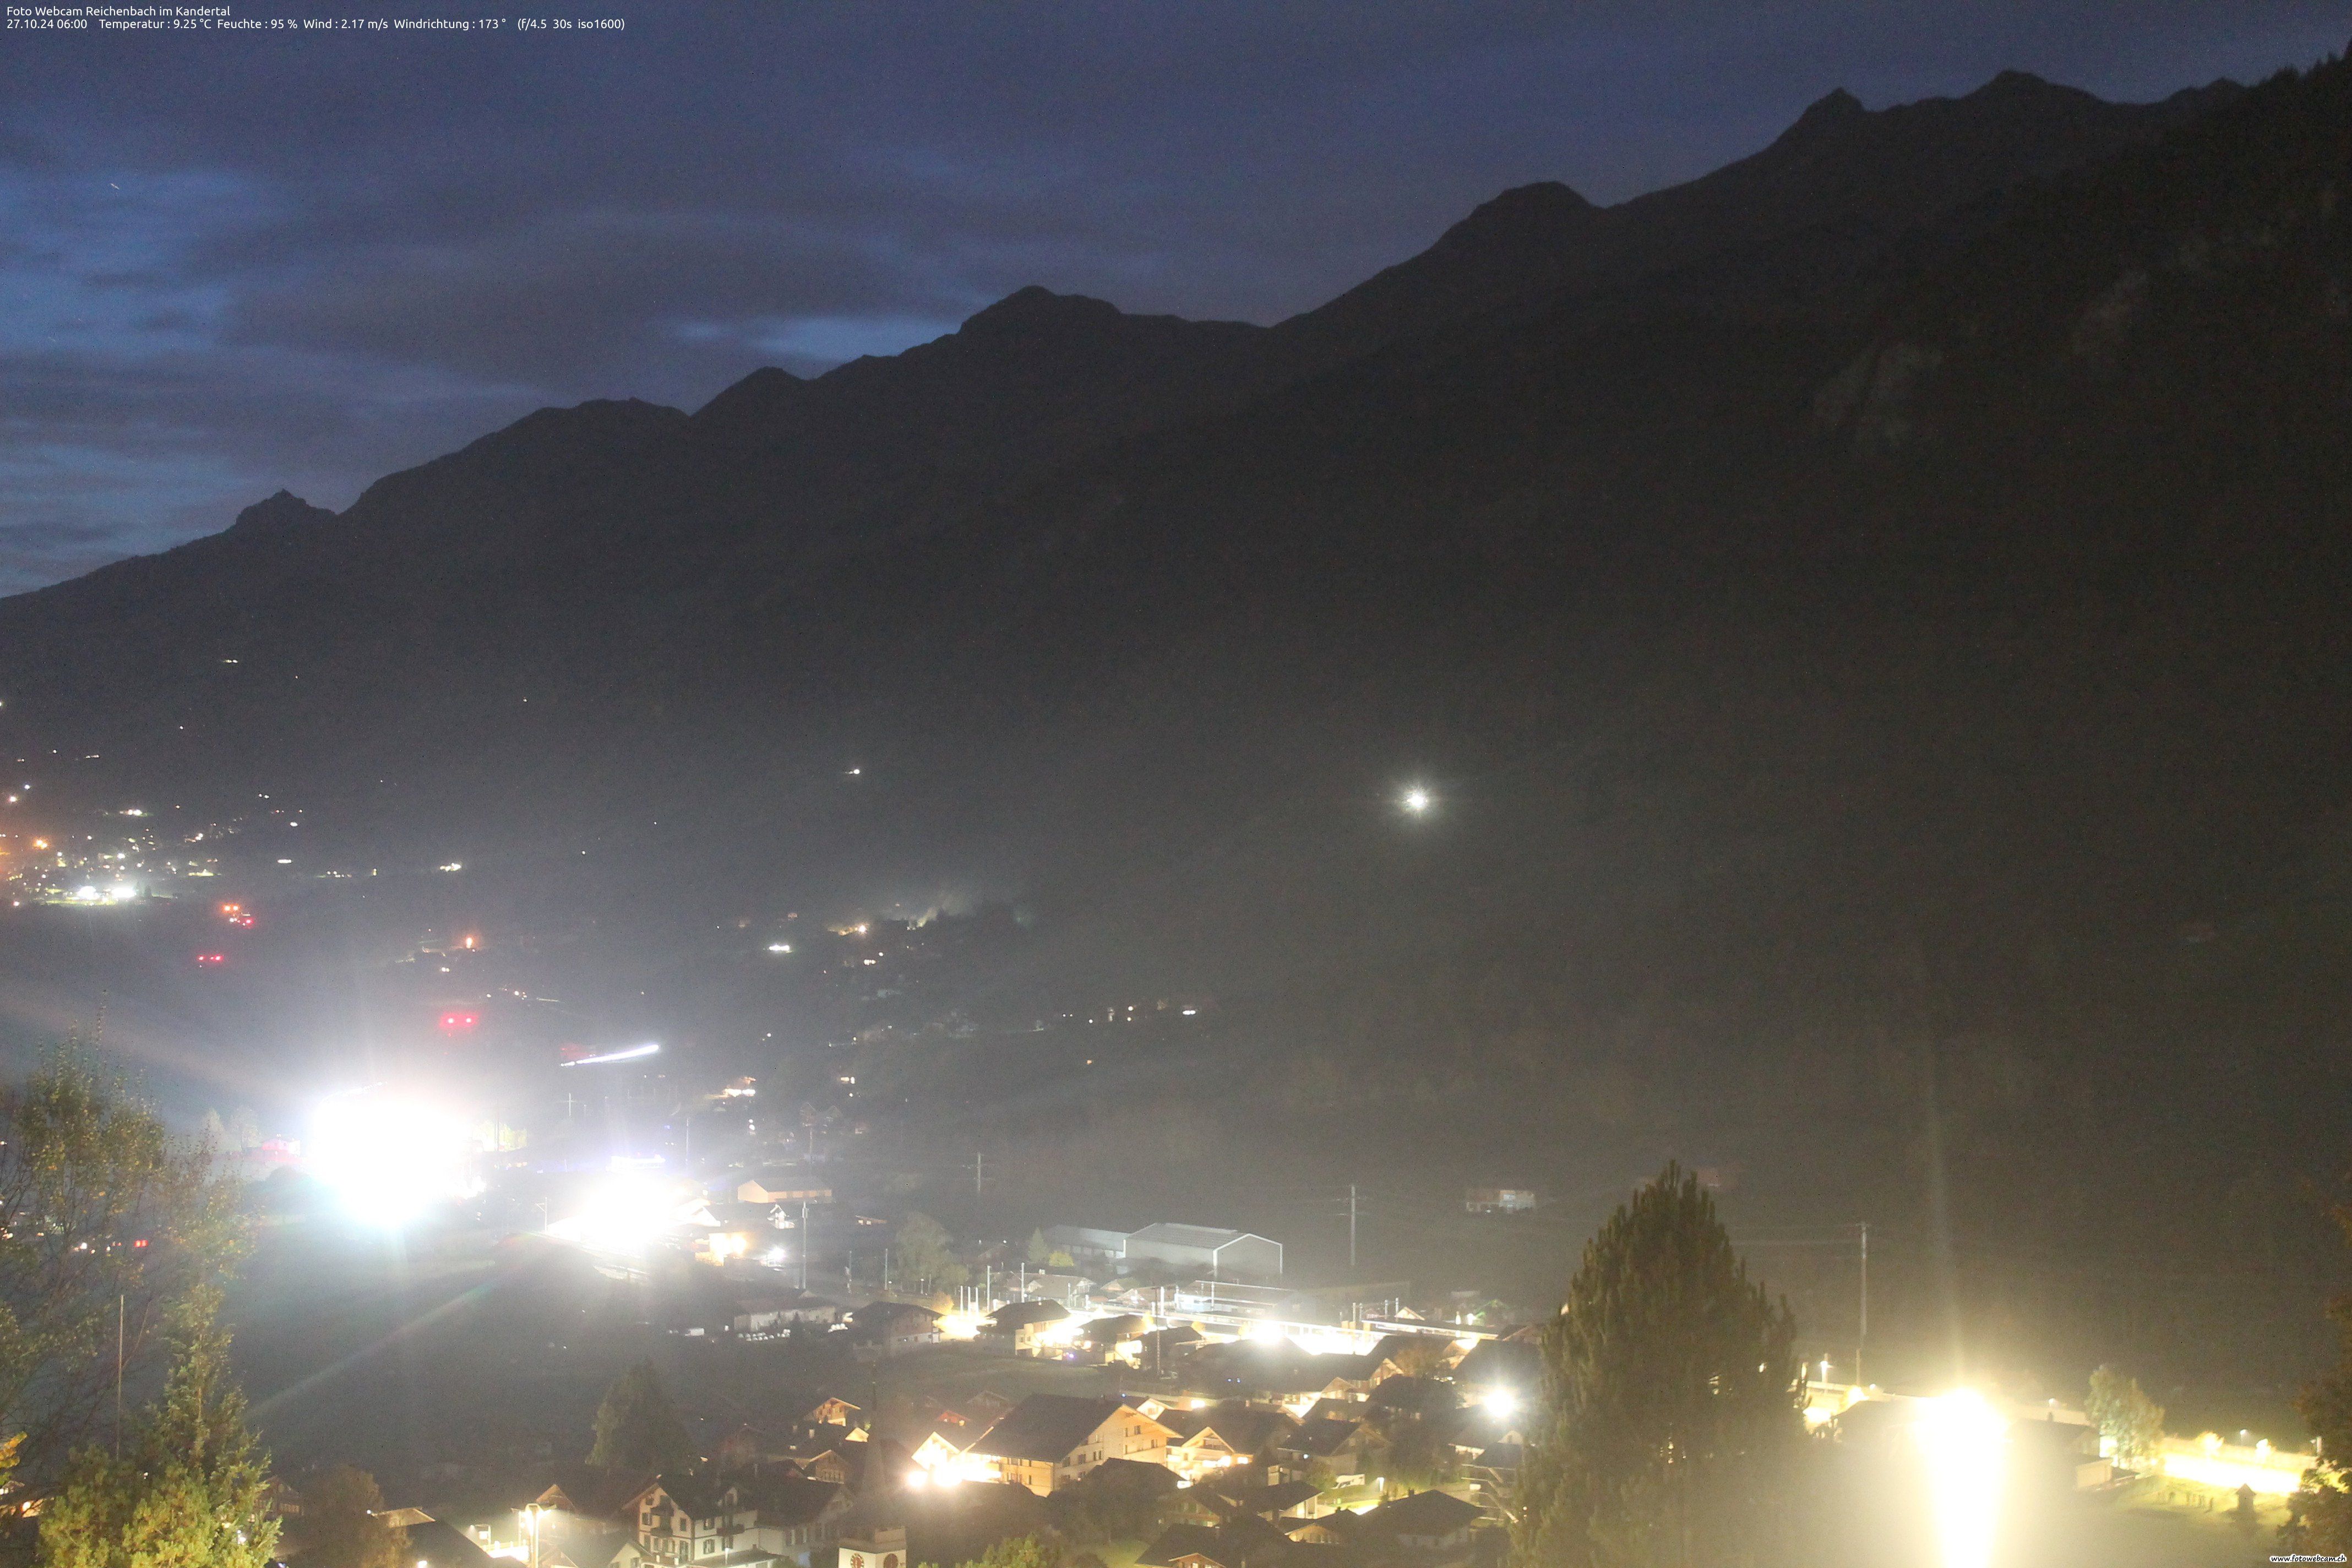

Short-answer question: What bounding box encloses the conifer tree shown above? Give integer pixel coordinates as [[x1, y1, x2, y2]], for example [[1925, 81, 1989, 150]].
[[588, 1359, 696, 1475], [1515, 1164, 1804, 1568], [37, 1287, 279, 1567], [296, 1465, 408, 1568]]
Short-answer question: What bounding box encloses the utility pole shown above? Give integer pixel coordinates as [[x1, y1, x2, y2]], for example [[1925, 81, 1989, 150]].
[[799, 1200, 809, 1289], [974, 1151, 984, 1197], [1348, 1184, 1358, 1271], [114, 1294, 124, 1458], [1856, 1221, 1870, 1387]]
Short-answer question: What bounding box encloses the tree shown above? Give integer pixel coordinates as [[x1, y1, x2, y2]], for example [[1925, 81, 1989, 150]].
[[292, 1466, 408, 1568], [1515, 1164, 1804, 1568], [895, 1213, 966, 1293], [965, 1537, 1066, 1568], [589, 1359, 696, 1474], [37, 1287, 279, 1567], [1026, 1228, 1051, 1266], [2084, 1366, 2165, 1474], [1, 1046, 246, 1493], [2290, 1190, 2352, 1551]]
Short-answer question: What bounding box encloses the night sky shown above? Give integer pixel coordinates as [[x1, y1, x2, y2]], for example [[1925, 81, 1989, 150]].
[[2, 1, 2343, 593]]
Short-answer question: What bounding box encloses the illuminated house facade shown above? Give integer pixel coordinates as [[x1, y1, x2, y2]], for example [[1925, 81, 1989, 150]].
[[965, 1395, 1176, 1495]]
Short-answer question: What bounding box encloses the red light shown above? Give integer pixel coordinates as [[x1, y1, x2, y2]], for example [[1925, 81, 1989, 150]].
[[132, 1238, 148, 1249], [439, 1010, 478, 1032], [195, 954, 225, 966], [232, 914, 254, 928]]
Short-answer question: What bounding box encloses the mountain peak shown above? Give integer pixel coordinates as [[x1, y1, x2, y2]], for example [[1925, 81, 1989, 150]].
[[959, 285, 1126, 339], [224, 489, 333, 537], [1432, 181, 1594, 247], [1785, 87, 1867, 138]]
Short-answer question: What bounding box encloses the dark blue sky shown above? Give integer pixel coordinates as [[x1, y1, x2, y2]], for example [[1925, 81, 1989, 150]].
[[1, 1, 2343, 592]]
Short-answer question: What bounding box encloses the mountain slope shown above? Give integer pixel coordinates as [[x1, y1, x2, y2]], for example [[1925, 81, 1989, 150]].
[[2, 56, 2349, 1380]]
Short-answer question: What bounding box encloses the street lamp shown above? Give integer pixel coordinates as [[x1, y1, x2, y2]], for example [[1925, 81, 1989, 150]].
[[1401, 787, 1432, 815]]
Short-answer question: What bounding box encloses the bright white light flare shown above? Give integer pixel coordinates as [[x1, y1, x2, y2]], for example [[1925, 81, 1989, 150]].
[[561, 1042, 661, 1066], [1915, 1391, 2007, 1568], [309, 1089, 486, 1228], [1402, 788, 1432, 814], [546, 1170, 695, 1257]]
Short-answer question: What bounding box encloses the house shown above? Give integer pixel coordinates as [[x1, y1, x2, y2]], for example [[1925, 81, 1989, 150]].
[[733, 1290, 845, 1335], [1463, 1442, 1521, 1509], [964, 1395, 1177, 1494], [1159, 1404, 1300, 1482], [910, 1419, 972, 1476], [739, 1172, 836, 1205], [979, 1300, 1071, 1357], [1182, 1344, 1397, 1411], [803, 1396, 866, 1430], [1137, 1325, 1204, 1373], [455, 1463, 647, 1563], [1072, 1313, 1150, 1364], [1201, 1479, 1325, 1524], [616, 1475, 769, 1566], [1273, 1417, 1373, 1478], [402, 1520, 499, 1567], [1355, 1490, 1482, 1558], [2007, 1415, 2111, 1491], [847, 1301, 943, 1359], [738, 1476, 853, 1565], [1450, 1341, 1540, 1407], [1136, 1517, 1297, 1568], [779, 1431, 867, 1487]]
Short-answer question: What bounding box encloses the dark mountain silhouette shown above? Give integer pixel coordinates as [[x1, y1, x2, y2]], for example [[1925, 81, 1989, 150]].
[[4, 55, 2350, 1381]]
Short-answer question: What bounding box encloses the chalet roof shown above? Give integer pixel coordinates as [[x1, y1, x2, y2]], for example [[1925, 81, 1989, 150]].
[[849, 1300, 943, 1325], [1178, 1406, 1297, 1456], [403, 1519, 498, 1567], [650, 1473, 742, 1522], [985, 1300, 1070, 1330], [521, 1462, 655, 1520], [1365, 1375, 1446, 1410], [1081, 1313, 1149, 1342], [1362, 1490, 1480, 1538], [967, 1395, 1146, 1463], [734, 1475, 847, 1526], [1137, 1517, 1296, 1568], [1279, 1418, 1364, 1459], [1451, 1340, 1540, 1389], [1210, 1480, 1322, 1517], [1137, 1524, 1228, 1568]]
